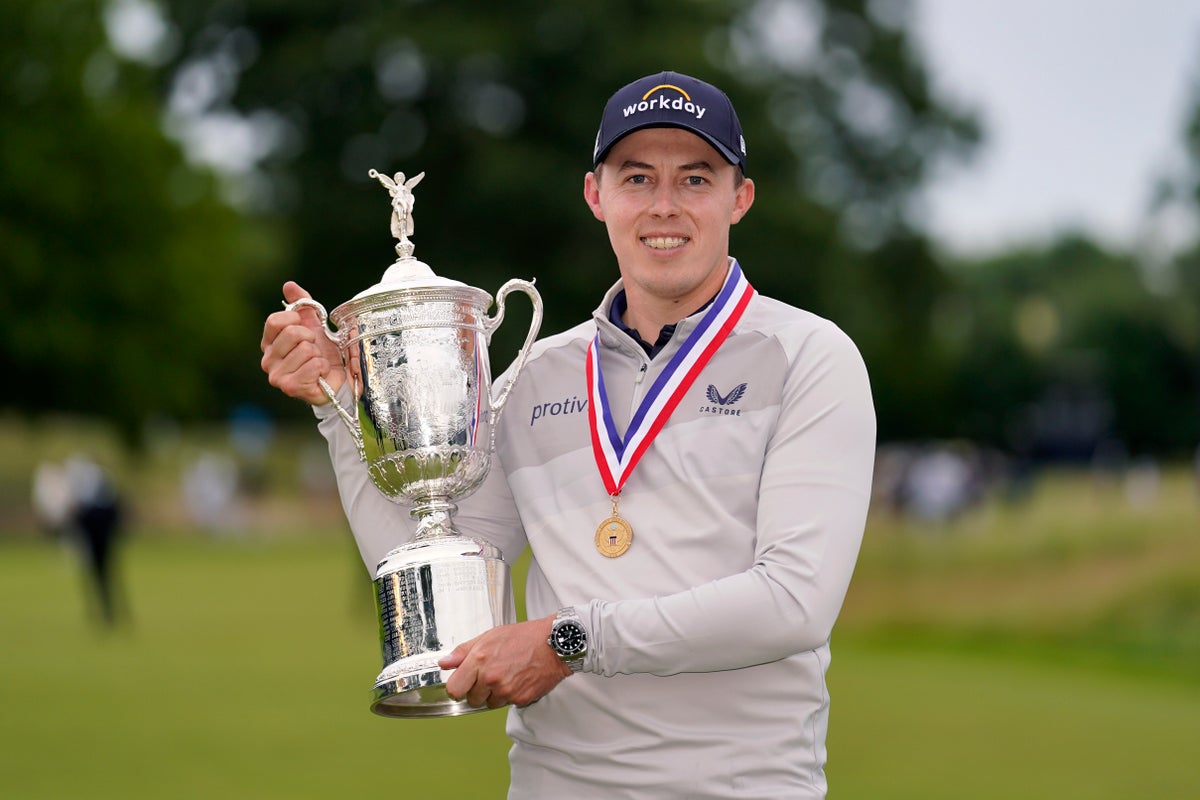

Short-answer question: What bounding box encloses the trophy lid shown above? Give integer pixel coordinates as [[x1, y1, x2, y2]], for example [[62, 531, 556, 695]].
[[346, 169, 486, 304], [349, 255, 470, 301]]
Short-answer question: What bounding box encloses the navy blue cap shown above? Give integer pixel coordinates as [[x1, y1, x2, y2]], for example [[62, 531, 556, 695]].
[[592, 71, 747, 173]]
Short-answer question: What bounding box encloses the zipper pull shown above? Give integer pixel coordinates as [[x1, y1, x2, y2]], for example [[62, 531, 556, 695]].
[[635, 362, 648, 384]]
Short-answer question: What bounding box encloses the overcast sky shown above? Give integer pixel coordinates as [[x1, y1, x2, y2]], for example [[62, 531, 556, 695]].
[[913, 0, 1200, 255]]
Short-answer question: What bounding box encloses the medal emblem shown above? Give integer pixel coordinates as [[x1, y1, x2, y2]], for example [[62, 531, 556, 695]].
[[595, 515, 634, 558]]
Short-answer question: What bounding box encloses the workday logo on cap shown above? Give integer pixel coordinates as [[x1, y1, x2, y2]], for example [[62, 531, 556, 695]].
[[593, 71, 748, 173], [624, 81, 707, 122]]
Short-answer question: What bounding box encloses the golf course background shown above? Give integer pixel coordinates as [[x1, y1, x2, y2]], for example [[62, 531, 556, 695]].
[[2, 421, 1197, 798]]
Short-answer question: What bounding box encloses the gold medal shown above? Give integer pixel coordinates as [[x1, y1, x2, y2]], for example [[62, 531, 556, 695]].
[[595, 495, 633, 557], [595, 515, 633, 557]]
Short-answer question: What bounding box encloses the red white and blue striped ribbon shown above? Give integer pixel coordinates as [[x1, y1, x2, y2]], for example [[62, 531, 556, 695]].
[[586, 260, 755, 497]]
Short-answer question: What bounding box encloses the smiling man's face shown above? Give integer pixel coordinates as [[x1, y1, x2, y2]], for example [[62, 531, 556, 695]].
[[584, 127, 754, 323]]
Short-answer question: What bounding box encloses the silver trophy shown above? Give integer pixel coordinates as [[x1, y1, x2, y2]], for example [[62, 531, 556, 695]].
[[288, 169, 542, 717]]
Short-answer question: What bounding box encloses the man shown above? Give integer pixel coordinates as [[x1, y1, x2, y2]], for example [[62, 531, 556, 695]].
[[261, 71, 875, 799]]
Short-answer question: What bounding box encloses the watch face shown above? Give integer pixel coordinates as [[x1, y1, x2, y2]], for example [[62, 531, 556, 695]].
[[552, 621, 586, 655]]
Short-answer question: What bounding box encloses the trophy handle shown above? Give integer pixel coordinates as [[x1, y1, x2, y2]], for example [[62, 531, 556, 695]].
[[484, 278, 543, 450], [283, 297, 367, 462]]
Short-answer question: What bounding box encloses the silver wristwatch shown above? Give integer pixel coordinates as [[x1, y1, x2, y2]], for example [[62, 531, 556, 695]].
[[547, 607, 588, 672]]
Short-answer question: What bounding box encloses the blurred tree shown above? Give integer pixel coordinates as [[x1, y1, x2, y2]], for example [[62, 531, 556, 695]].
[[9, 0, 1191, 457], [0, 0, 281, 444], [944, 236, 1199, 458], [158, 0, 979, 434], [3, 0, 1003, 448], [1166, 63, 1200, 453]]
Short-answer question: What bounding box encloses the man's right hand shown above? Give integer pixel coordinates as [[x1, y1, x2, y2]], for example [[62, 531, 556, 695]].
[[260, 281, 345, 406]]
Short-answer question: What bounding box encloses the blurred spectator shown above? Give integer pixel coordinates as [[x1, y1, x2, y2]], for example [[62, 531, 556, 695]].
[[33, 456, 128, 628], [1089, 438, 1129, 485], [902, 447, 975, 523], [874, 442, 997, 524], [31, 461, 73, 535], [1022, 380, 1114, 464], [1193, 444, 1200, 502], [1123, 457, 1161, 511], [182, 452, 241, 531], [229, 403, 275, 497]]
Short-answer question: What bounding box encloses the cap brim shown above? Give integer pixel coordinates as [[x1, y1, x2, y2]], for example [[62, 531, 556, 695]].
[[594, 121, 743, 170]]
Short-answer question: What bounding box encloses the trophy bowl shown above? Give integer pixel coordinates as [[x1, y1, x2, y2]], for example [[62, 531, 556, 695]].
[[289, 170, 541, 717]]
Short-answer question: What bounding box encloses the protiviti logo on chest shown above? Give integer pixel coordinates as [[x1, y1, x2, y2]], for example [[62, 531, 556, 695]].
[[623, 84, 706, 121], [530, 396, 588, 427]]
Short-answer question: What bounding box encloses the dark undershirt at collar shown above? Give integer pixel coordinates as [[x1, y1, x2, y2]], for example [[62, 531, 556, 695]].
[[608, 289, 716, 359]]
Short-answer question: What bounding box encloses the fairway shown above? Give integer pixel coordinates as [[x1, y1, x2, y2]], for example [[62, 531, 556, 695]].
[[828, 638, 1200, 798], [2, 534, 1198, 799]]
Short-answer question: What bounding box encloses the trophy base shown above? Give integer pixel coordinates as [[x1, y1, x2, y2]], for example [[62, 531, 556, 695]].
[[369, 534, 514, 719], [370, 664, 492, 717]]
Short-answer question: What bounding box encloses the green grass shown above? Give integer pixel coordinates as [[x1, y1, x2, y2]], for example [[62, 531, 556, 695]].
[[3, 525, 1199, 799], [1, 537, 512, 799], [845, 468, 1200, 682], [3, 439, 1199, 798], [827, 637, 1200, 799]]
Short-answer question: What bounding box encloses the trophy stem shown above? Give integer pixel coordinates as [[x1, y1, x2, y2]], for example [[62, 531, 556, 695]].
[[410, 498, 460, 541]]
